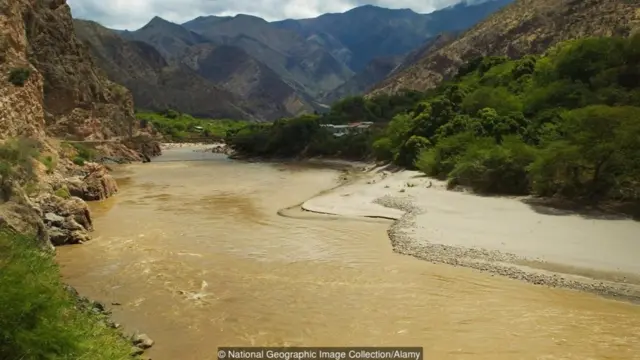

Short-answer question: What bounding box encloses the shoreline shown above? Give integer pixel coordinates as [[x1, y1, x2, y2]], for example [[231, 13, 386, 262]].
[[300, 166, 640, 303]]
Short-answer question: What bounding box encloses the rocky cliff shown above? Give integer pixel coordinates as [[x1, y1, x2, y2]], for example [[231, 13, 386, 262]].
[[0, 0, 159, 248], [2, 0, 139, 140], [368, 0, 640, 97]]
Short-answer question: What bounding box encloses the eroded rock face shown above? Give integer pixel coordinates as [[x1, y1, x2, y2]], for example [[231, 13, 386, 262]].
[[22, 0, 137, 140], [123, 134, 162, 158], [1, 0, 149, 142], [95, 135, 163, 164], [0, 0, 47, 139], [65, 163, 118, 201]]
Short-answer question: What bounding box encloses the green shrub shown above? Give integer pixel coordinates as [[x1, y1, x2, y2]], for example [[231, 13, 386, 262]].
[[72, 157, 85, 166], [0, 138, 40, 185], [69, 143, 96, 162], [39, 155, 57, 174], [8, 67, 32, 86], [0, 229, 132, 359], [54, 187, 71, 199], [416, 132, 476, 178], [372, 137, 393, 160]]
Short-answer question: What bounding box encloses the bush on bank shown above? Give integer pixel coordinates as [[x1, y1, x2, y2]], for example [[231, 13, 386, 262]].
[[0, 228, 132, 360]]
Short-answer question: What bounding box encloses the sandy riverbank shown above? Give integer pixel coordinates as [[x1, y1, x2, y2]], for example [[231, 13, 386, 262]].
[[302, 166, 640, 301]]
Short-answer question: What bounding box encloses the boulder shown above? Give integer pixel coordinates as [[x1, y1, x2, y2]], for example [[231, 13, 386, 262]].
[[35, 193, 93, 232], [47, 226, 90, 245], [44, 212, 64, 226], [132, 333, 154, 349], [61, 217, 83, 231]]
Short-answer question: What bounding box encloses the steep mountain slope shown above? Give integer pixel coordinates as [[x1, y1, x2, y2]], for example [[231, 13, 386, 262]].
[[273, 0, 513, 72], [321, 32, 459, 102], [73, 20, 258, 120], [179, 44, 316, 117], [75, 20, 316, 120], [368, 0, 640, 97], [119, 16, 208, 62], [321, 56, 402, 103], [182, 14, 354, 97], [390, 32, 459, 76]]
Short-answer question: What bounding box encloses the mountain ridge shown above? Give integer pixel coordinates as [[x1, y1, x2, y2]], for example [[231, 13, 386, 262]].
[[367, 0, 640, 97], [73, 1, 516, 119]]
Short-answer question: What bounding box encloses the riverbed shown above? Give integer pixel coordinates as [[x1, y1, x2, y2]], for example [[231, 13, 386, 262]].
[[56, 147, 640, 360]]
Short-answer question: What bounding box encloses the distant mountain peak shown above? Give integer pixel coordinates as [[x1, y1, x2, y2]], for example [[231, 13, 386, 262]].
[[139, 15, 176, 30], [346, 4, 416, 14], [231, 14, 269, 24]]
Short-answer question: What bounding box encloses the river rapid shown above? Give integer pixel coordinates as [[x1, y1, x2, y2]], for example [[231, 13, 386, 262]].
[[56, 148, 640, 360]]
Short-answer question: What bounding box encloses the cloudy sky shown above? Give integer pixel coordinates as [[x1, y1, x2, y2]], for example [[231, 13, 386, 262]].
[[68, 0, 479, 30]]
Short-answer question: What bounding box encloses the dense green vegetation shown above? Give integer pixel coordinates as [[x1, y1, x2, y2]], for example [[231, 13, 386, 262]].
[[227, 35, 640, 202], [224, 114, 381, 160], [137, 110, 249, 142], [0, 229, 132, 360], [7, 67, 31, 87]]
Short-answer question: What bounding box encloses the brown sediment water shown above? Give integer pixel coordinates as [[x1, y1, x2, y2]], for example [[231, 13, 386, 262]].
[[56, 148, 640, 360]]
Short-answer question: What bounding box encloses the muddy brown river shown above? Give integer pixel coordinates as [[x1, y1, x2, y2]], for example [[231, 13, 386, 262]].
[[56, 149, 640, 360]]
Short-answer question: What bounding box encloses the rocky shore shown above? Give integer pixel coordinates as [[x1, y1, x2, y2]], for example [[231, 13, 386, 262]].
[[63, 285, 155, 357], [301, 166, 640, 303]]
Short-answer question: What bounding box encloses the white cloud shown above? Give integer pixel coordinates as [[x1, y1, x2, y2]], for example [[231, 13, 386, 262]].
[[67, 0, 473, 30]]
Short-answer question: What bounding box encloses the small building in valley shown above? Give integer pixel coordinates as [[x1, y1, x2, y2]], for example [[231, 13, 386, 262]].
[[321, 122, 373, 137]]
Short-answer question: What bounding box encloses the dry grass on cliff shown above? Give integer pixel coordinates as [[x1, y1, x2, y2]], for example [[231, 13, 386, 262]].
[[0, 229, 132, 360]]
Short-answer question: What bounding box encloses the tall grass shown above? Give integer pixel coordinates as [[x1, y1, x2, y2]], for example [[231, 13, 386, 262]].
[[0, 229, 132, 360]]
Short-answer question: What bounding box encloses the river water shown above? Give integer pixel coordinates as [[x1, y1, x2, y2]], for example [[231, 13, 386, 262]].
[[56, 149, 640, 360]]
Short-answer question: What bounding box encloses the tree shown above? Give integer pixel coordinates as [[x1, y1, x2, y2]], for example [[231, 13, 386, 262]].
[[528, 105, 640, 199], [395, 135, 431, 168], [449, 136, 537, 194]]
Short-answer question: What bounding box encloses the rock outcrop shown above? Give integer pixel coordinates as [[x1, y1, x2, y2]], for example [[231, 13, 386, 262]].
[[1, 0, 152, 141], [0, 181, 51, 250], [65, 163, 118, 201], [34, 193, 93, 246], [367, 0, 640, 96]]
